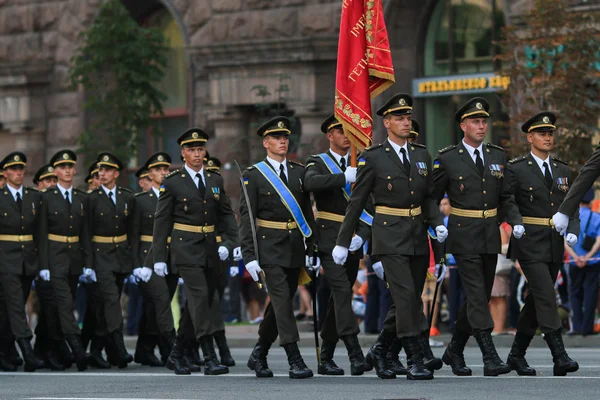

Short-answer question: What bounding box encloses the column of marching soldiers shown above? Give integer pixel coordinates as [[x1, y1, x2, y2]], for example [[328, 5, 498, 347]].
[[0, 93, 593, 380]]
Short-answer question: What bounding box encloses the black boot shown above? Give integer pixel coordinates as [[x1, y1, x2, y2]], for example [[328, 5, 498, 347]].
[[474, 330, 511, 376], [213, 330, 235, 367], [418, 331, 443, 371], [318, 339, 344, 375], [66, 335, 88, 371], [159, 331, 175, 364], [166, 335, 191, 375], [403, 336, 434, 380], [283, 342, 313, 379], [109, 331, 131, 369], [33, 335, 49, 369], [8, 341, 23, 367], [135, 335, 164, 367], [200, 335, 229, 375], [46, 340, 66, 371], [0, 342, 17, 372], [87, 336, 110, 369], [385, 338, 408, 375], [183, 340, 202, 373], [442, 330, 472, 376], [17, 338, 45, 372], [341, 335, 370, 375], [544, 330, 579, 376], [247, 340, 273, 378], [365, 331, 396, 379], [507, 332, 536, 376], [192, 344, 204, 366], [59, 340, 74, 369]]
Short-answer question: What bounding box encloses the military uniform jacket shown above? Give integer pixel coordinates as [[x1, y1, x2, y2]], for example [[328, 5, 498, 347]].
[[37, 188, 90, 276], [337, 139, 442, 256], [131, 190, 159, 268], [507, 154, 579, 263], [304, 151, 372, 259], [559, 146, 600, 217], [84, 187, 135, 273], [432, 142, 522, 255], [0, 186, 41, 276], [152, 168, 237, 268], [239, 159, 316, 268]]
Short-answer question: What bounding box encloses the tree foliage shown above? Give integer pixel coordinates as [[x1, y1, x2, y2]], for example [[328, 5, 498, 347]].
[[68, 0, 168, 166], [497, 0, 600, 171]]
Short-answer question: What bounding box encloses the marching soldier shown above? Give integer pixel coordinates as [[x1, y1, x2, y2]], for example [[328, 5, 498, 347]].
[[37, 150, 89, 371], [303, 114, 371, 376], [86, 163, 100, 192], [506, 112, 579, 376], [0, 152, 45, 371], [84, 153, 135, 368], [136, 167, 153, 193], [241, 116, 319, 379], [334, 94, 445, 380], [432, 97, 523, 377], [152, 128, 237, 376]]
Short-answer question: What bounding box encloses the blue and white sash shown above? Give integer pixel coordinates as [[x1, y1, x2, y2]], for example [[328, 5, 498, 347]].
[[254, 161, 312, 237], [316, 153, 373, 226]]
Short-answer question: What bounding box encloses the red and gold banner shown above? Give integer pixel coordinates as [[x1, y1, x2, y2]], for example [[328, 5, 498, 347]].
[[335, 0, 395, 151]]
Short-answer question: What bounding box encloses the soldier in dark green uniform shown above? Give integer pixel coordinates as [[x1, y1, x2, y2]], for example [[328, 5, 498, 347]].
[[84, 153, 135, 368], [432, 97, 523, 377], [241, 116, 318, 379], [334, 94, 445, 381], [304, 114, 371, 376], [152, 128, 237, 376], [506, 112, 579, 376], [0, 152, 45, 372], [86, 163, 100, 192]]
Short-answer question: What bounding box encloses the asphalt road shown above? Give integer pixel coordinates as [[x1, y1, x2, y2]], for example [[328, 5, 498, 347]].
[[1, 347, 599, 400]]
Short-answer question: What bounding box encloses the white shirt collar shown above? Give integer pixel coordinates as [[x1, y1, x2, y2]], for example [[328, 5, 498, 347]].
[[101, 184, 116, 199], [530, 152, 552, 176], [151, 186, 160, 198], [266, 156, 288, 176], [184, 164, 205, 187], [57, 183, 73, 199], [329, 149, 349, 167], [387, 139, 410, 161], [462, 139, 485, 163], [6, 184, 23, 202]]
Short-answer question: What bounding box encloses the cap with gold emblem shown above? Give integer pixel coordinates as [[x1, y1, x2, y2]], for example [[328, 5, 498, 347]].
[[409, 119, 420, 138], [455, 97, 490, 122], [145, 152, 172, 169], [33, 164, 56, 185], [256, 116, 291, 137], [177, 128, 209, 147], [376, 93, 413, 117], [521, 111, 556, 133], [135, 167, 149, 179], [50, 149, 77, 167], [0, 151, 27, 170], [320, 114, 343, 134], [206, 156, 222, 172], [86, 162, 99, 184], [96, 152, 124, 171]]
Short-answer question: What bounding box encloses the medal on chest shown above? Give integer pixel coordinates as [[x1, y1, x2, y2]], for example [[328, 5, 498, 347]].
[[556, 177, 568, 192], [212, 187, 220, 200], [489, 164, 504, 178], [416, 162, 428, 176]]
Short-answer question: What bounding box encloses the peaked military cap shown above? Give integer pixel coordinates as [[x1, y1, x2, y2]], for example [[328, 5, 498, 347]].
[[86, 162, 99, 184], [409, 119, 420, 138], [33, 164, 56, 185], [206, 156, 222, 172], [257, 116, 291, 137], [521, 111, 556, 133], [376, 93, 413, 117], [177, 128, 209, 147], [321, 114, 343, 134], [50, 149, 77, 167], [135, 166, 149, 179], [96, 152, 123, 171], [455, 97, 490, 122], [145, 152, 171, 169], [0, 151, 27, 169]]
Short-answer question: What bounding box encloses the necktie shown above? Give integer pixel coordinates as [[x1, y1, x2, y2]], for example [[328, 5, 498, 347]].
[[400, 148, 411, 175], [340, 157, 347, 172], [195, 173, 206, 198], [279, 164, 288, 186], [474, 149, 484, 176], [15, 192, 22, 213], [65, 191, 71, 212], [543, 162, 553, 189], [108, 191, 116, 209]]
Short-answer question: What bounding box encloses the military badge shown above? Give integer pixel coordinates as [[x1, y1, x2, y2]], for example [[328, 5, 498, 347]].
[[212, 186, 220, 200], [556, 177, 569, 192], [387, 183, 393, 191], [433, 160, 440, 169], [124, 203, 128, 216], [192, 132, 199, 139], [459, 184, 464, 192], [543, 116, 550, 124], [416, 162, 428, 177], [476, 102, 483, 110], [489, 164, 504, 178], [31, 202, 35, 215]]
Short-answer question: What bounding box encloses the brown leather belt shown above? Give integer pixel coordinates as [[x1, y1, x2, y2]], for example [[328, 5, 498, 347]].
[[451, 207, 498, 219]]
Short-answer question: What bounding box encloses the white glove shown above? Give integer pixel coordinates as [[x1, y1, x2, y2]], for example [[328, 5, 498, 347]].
[[435, 225, 448, 243], [229, 266, 239, 277], [513, 225, 525, 239], [349, 235, 364, 252], [566, 233, 578, 247], [552, 212, 569, 235], [306, 255, 321, 272], [435, 263, 447, 284], [178, 277, 184, 285], [140, 267, 152, 283], [332, 245, 349, 265], [233, 247, 242, 262], [245, 260, 263, 282], [372, 261, 384, 280], [132, 267, 143, 280], [82, 268, 96, 282], [154, 262, 168, 277], [344, 167, 357, 183], [218, 246, 229, 261], [39, 269, 50, 281]]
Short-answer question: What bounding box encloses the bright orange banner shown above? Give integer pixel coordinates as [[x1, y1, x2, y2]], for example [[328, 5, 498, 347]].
[[335, 0, 395, 151]]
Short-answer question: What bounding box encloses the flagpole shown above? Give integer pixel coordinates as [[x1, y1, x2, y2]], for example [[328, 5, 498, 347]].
[[351, 144, 357, 168]]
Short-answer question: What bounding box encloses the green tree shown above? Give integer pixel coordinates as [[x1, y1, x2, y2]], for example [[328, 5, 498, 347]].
[[497, 0, 600, 171], [68, 0, 168, 166]]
